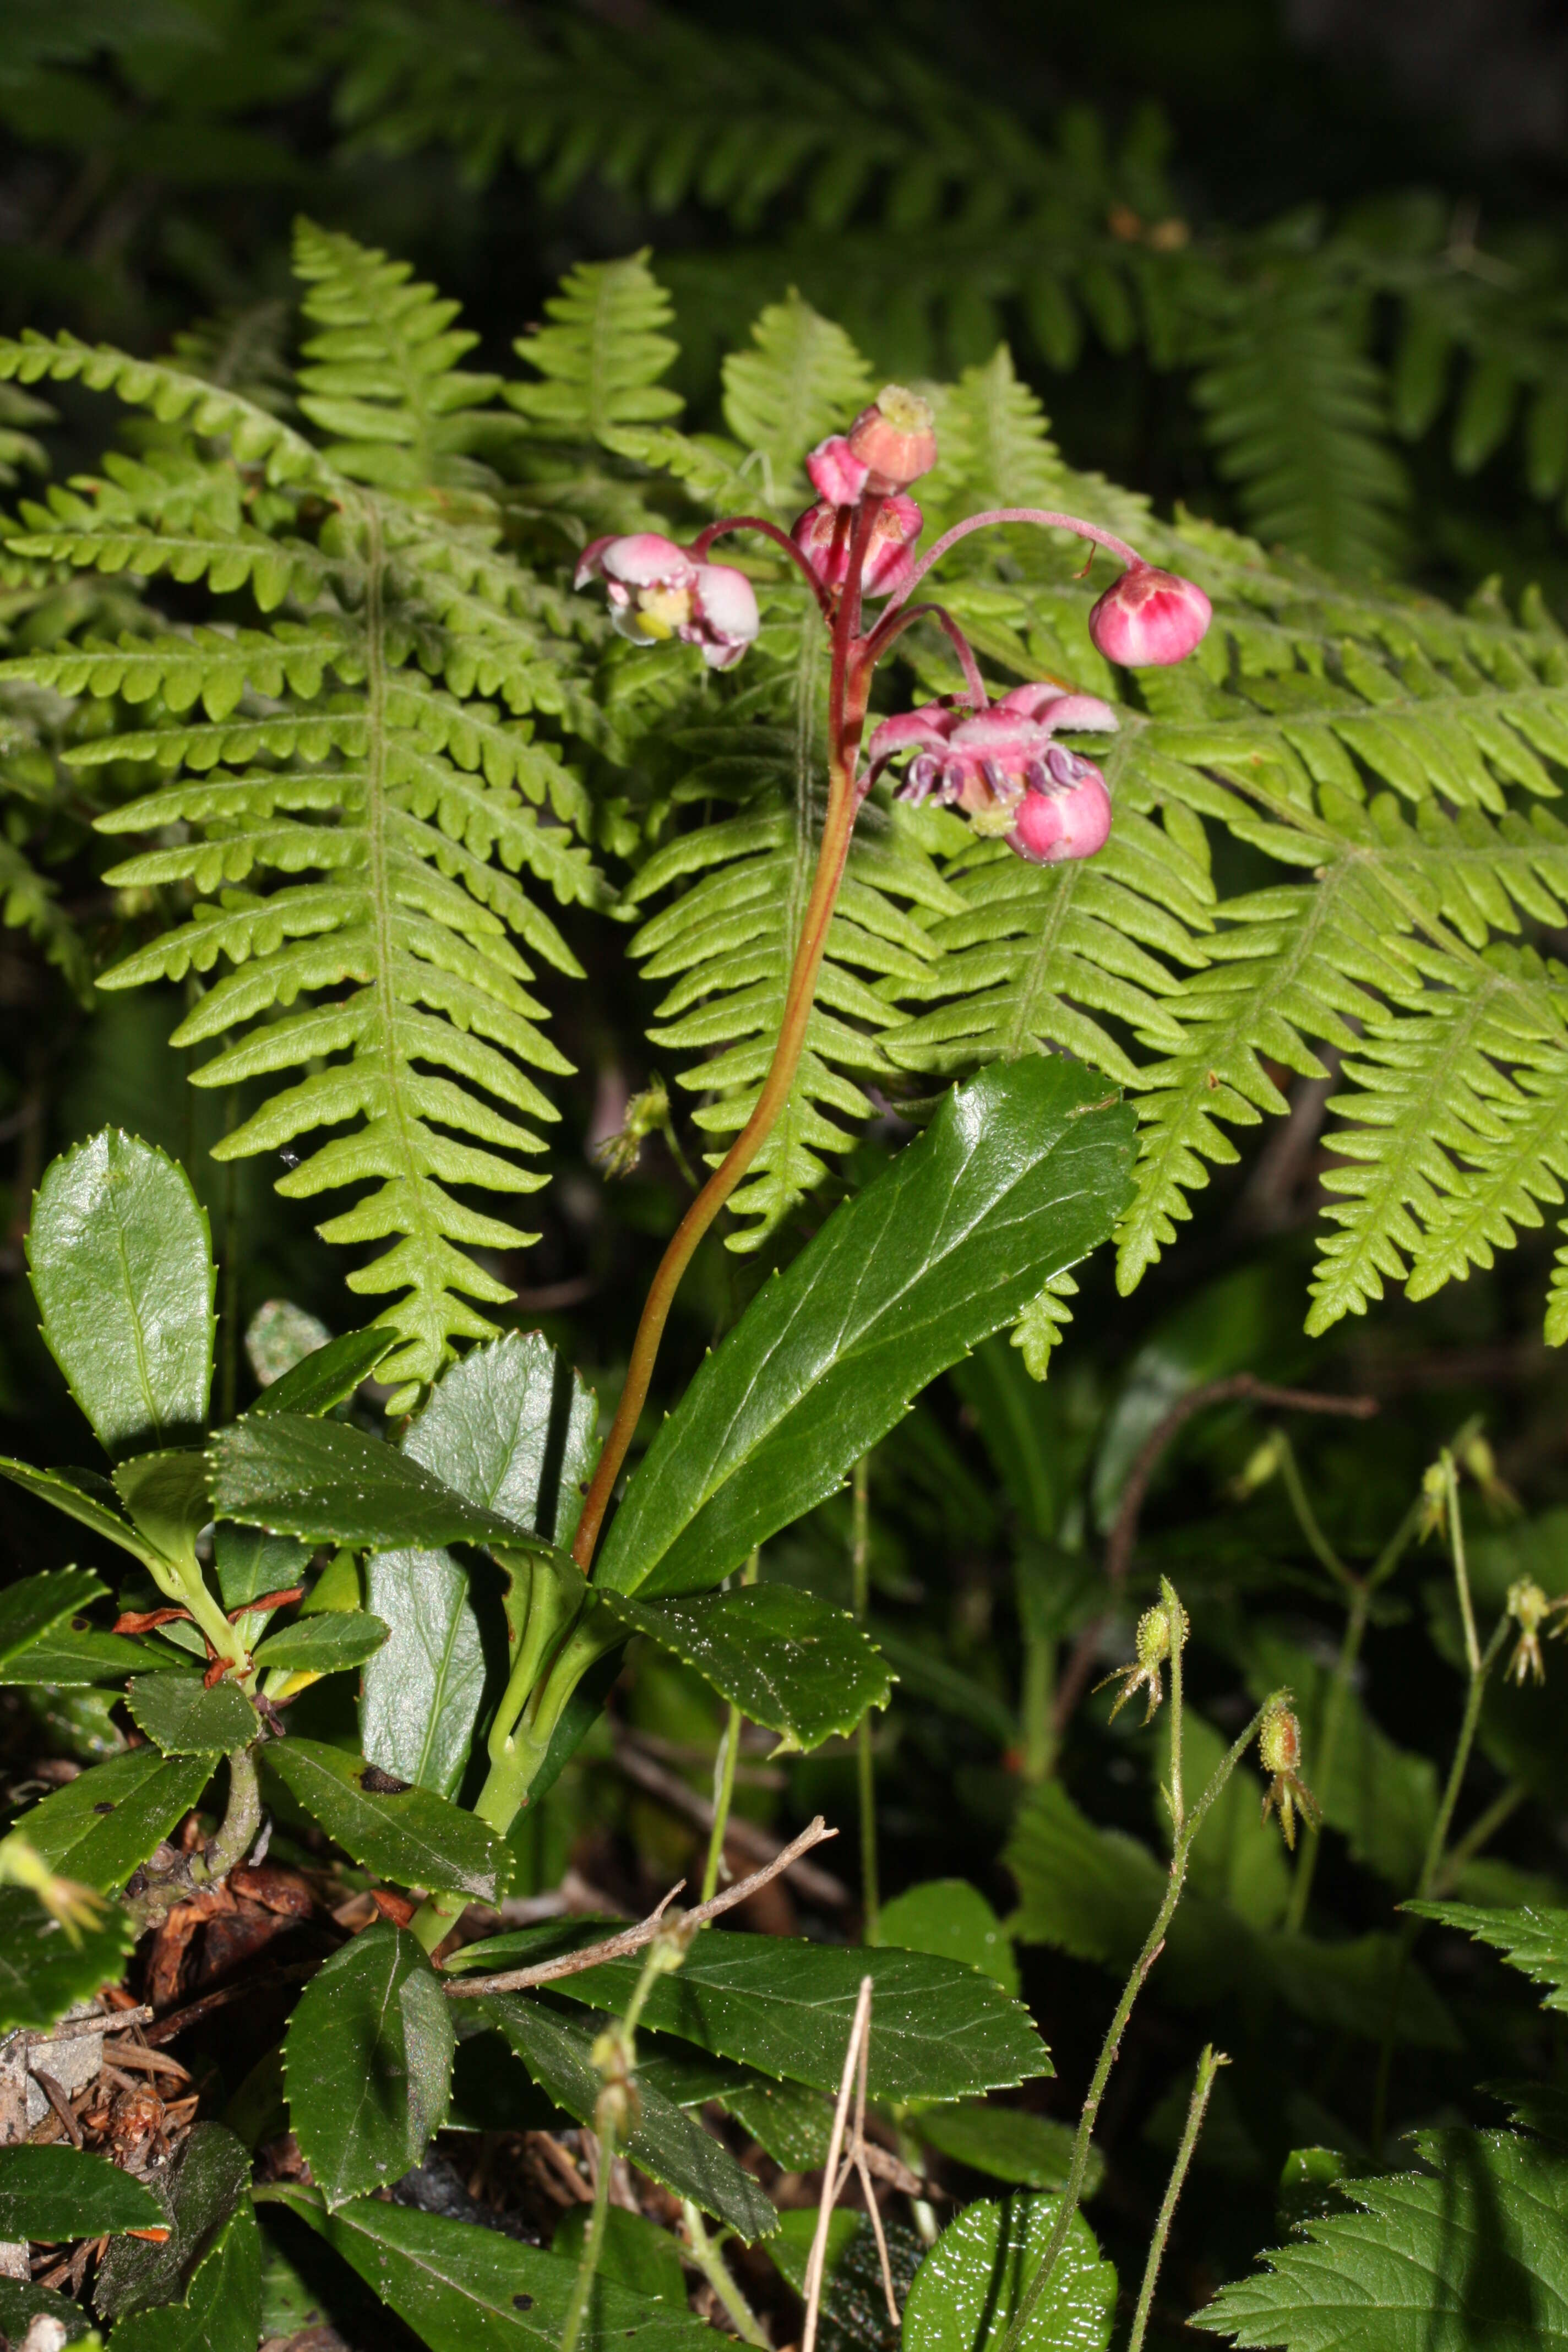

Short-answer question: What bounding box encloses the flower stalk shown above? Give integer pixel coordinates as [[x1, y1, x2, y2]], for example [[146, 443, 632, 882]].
[[995, 1658, 1285, 2352], [411, 393, 1213, 1946]]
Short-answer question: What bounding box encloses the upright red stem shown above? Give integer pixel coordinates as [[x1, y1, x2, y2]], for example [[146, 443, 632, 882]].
[[572, 504, 880, 1575]]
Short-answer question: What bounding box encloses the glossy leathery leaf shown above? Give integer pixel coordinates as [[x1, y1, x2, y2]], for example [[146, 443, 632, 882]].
[[112, 1447, 212, 1568], [251, 1609, 389, 1674], [879, 1879, 1020, 1996], [719, 2075, 835, 2170], [96, 2123, 251, 2320], [1406, 1899, 1568, 2008], [262, 1736, 503, 1899], [0, 1566, 106, 1669], [0, 1882, 135, 2033], [438, 1917, 616, 1975], [0, 1458, 170, 1574], [1196, 2127, 1568, 2352], [402, 1329, 598, 1549], [285, 1922, 455, 2207], [213, 1521, 314, 1611], [914, 2104, 1098, 2197], [126, 1673, 259, 1756], [27, 1128, 215, 1457], [595, 1583, 891, 1747], [550, 1934, 1050, 2102], [264, 2185, 716, 2350], [0, 2144, 164, 2239], [252, 1325, 399, 1416], [596, 1060, 1134, 1598], [18, 1746, 214, 1891], [478, 1995, 777, 2240], [361, 1548, 486, 1796], [209, 1412, 543, 1553], [902, 2193, 1117, 2352], [107, 2199, 263, 2352], [0, 1621, 158, 1684], [0, 2282, 94, 2344]]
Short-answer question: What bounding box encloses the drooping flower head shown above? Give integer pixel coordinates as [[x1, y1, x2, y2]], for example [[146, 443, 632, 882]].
[[846, 385, 939, 495], [866, 683, 1118, 866], [575, 532, 760, 671], [792, 494, 922, 598], [1259, 1700, 1322, 1850], [1505, 1576, 1568, 1684], [1095, 1602, 1185, 1727], [1088, 559, 1212, 667]]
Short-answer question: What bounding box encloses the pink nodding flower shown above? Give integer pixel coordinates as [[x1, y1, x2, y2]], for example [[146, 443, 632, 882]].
[[866, 683, 1118, 866], [1088, 560, 1211, 667], [575, 532, 759, 670], [805, 436, 870, 508], [792, 496, 922, 597], [846, 386, 939, 494]]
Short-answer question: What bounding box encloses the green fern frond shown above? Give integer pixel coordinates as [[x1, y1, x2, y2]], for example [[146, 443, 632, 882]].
[[508, 252, 683, 445], [1192, 264, 1408, 577], [718, 295, 871, 506], [1011, 1269, 1080, 1381], [0, 330, 329, 488], [1308, 946, 1568, 1331], [292, 219, 524, 490], [0, 832, 89, 999], [0, 227, 609, 1407]]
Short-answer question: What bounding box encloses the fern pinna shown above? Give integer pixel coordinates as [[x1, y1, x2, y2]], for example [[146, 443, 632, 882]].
[[0, 225, 605, 1408], [8, 237, 1568, 1392]]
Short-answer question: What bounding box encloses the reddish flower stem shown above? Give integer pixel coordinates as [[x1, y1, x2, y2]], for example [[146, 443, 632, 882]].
[[883, 507, 1144, 619], [863, 601, 987, 708], [690, 514, 835, 615], [572, 501, 881, 1574]]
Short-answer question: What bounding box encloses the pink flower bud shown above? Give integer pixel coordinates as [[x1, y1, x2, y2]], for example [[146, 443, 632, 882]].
[[1087, 561, 1212, 667], [846, 386, 939, 494], [1007, 747, 1113, 866], [792, 496, 922, 597], [805, 435, 870, 508]]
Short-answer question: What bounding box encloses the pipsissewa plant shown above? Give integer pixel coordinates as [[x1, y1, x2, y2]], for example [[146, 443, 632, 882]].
[[7, 232, 1568, 2352]]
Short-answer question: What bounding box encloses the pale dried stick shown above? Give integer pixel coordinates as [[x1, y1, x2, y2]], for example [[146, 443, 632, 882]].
[[446, 1817, 839, 1997], [803, 1975, 873, 2352]]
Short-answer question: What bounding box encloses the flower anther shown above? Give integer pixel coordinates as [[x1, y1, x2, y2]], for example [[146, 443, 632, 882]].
[[847, 385, 939, 493], [793, 494, 922, 597], [1087, 559, 1212, 667], [867, 683, 1118, 864], [574, 532, 759, 669]]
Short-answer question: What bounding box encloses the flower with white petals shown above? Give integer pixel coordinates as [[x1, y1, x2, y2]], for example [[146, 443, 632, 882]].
[[575, 532, 760, 669]]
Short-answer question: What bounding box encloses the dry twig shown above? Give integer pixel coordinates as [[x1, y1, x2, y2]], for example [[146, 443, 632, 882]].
[[801, 1975, 899, 2352], [447, 1818, 839, 1999]]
